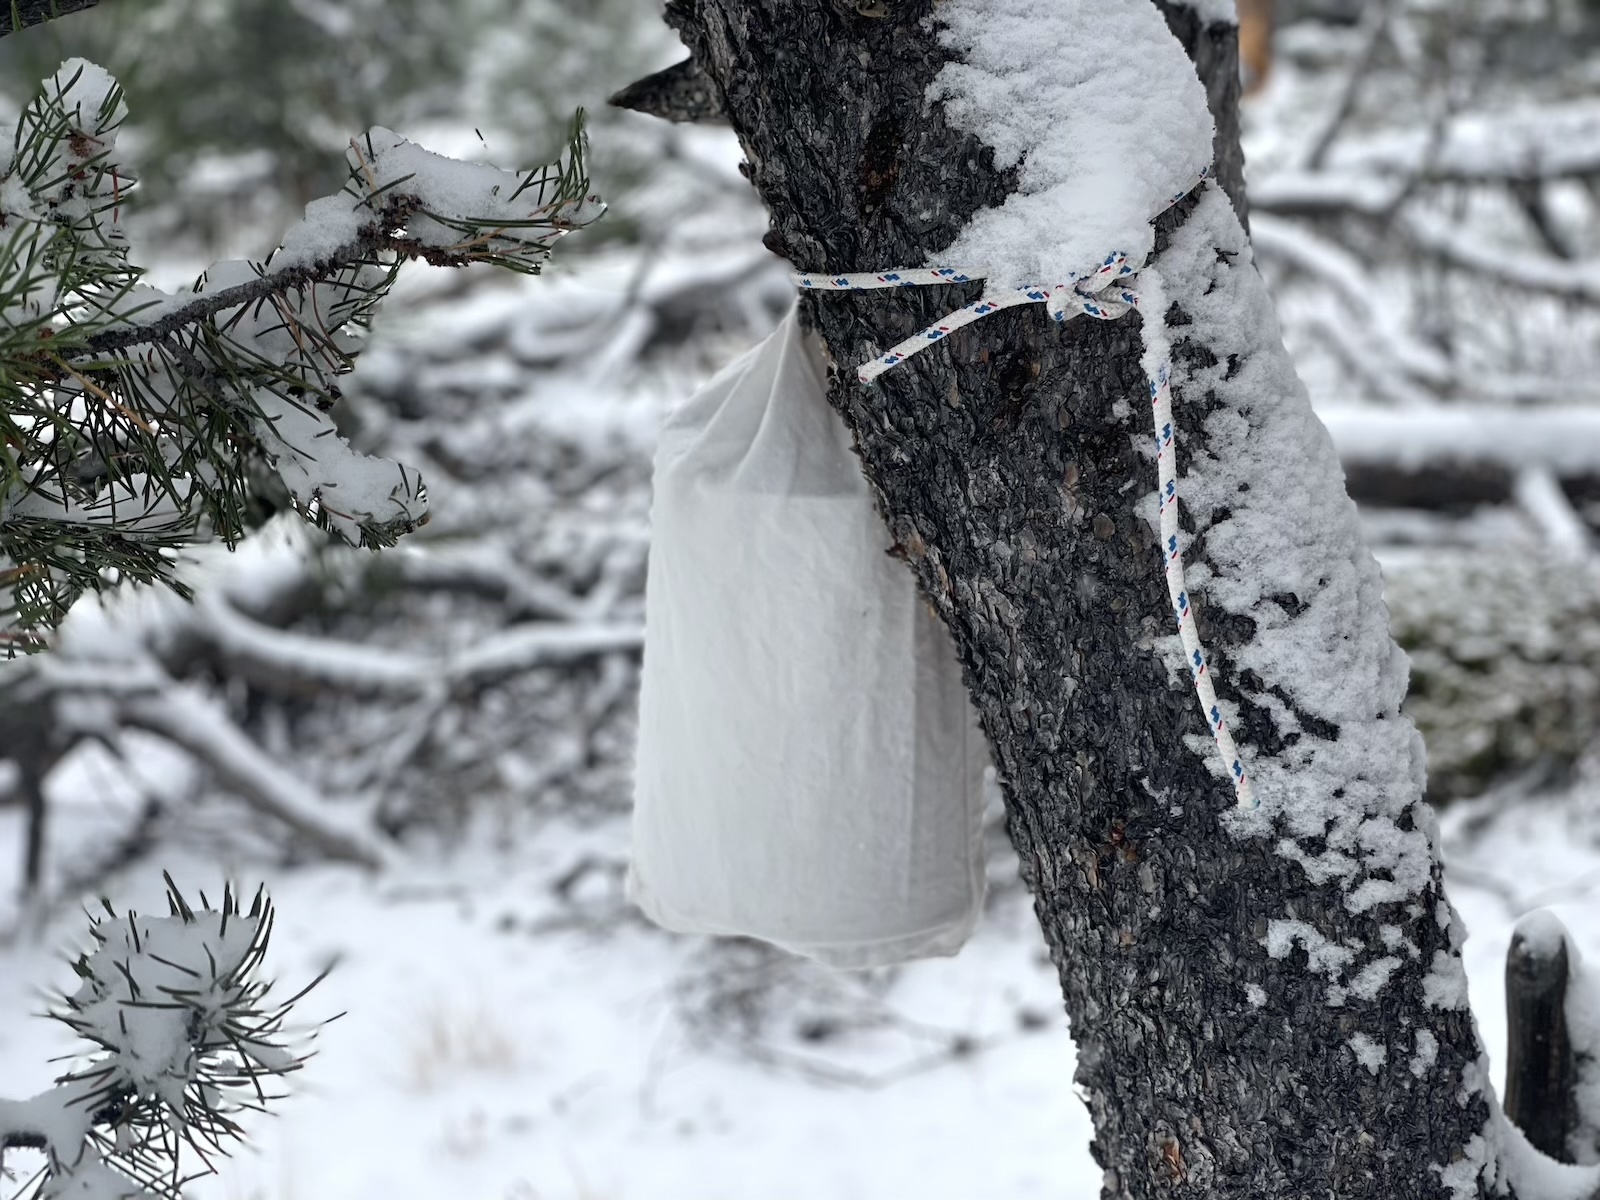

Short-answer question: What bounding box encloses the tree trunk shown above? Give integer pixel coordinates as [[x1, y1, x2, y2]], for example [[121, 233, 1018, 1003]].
[[669, 1, 1508, 1196], [1153, 1, 1250, 226]]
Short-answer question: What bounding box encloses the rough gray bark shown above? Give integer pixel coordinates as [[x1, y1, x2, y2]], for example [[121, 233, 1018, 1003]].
[[608, 7, 1246, 222], [1152, 1, 1250, 226], [667, 1, 1500, 1196]]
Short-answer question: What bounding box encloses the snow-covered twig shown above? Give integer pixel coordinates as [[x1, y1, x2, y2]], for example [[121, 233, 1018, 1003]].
[[0, 60, 603, 644], [379, 545, 586, 622], [1327, 98, 1600, 187], [1512, 468, 1592, 558], [1250, 170, 1401, 220], [11, 648, 394, 869], [190, 591, 641, 697], [1250, 214, 1457, 396], [1299, 309, 1440, 410], [448, 621, 644, 687], [0, 879, 316, 1200]]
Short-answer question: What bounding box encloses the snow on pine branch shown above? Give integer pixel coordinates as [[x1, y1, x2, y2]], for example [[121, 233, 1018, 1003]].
[[0, 59, 602, 651], [0, 877, 316, 1200]]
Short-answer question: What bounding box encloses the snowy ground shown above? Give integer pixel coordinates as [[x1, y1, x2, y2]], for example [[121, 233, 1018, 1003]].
[[3, 768, 1598, 1200]]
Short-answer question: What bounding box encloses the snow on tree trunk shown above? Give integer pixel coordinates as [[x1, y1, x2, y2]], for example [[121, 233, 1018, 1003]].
[[666, 0, 1541, 1195]]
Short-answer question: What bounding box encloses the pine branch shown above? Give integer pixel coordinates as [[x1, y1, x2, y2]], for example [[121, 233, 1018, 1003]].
[[0, 61, 602, 649], [2, 0, 108, 38], [0, 880, 316, 1200], [78, 229, 400, 358]]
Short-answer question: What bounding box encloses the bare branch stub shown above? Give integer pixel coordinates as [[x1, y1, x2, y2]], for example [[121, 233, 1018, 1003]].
[[1505, 914, 1577, 1162], [609, 58, 728, 126]]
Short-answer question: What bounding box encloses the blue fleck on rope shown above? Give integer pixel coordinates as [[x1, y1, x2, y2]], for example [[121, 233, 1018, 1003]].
[[791, 172, 1256, 809]]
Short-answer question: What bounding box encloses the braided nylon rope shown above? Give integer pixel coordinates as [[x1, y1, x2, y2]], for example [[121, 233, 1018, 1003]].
[[793, 180, 1256, 808]]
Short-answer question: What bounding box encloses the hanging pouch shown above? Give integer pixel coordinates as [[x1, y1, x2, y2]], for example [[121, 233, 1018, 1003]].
[[629, 305, 988, 969]]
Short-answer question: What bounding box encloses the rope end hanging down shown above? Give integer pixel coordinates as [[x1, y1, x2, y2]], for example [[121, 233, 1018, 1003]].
[[791, 171, 1257, 810]]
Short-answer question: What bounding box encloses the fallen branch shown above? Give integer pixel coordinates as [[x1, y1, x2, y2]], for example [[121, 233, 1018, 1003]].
[[112, 679, 392, 870], [376, 545, 586, 622], [1512, 467, 1592, 556], [1326, 99, 1600, 186], [1401, 212, 1600, 307], [1251, 215, 1454, 386], [192, 591, 642, 697], [1252, 178, 1600, 308], [1321, 405, 1600, 477]]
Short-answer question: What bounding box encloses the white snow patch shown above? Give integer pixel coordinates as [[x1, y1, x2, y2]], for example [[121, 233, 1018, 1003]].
[[1424, 950, 1472, 1011], [1460, 1052, 1491, 1107], [1157, 184, 1433, 919], [1244, 983, 1267, 1008], [1563, 949, 1600, 1166], [927, 0, 1213, 288], [1264, 919, 1355, 980], [1500, 1119, 1600, 1200], [1440, 896, 1470, 952], [1514, 908, 1572, 962], [1348, 1032, 1387, 1075], [1410, 1029, 1439, 1078], [1434, 1132, 1493, 1200], [1349, 956, 1402, 1002], [1381, 924, 1422, 958], [1275, 838, 1357, 884], [41, 57, 126, 132]]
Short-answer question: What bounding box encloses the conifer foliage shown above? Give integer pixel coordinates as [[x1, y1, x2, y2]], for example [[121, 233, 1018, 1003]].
[[0, 877, 313, 1200], [0, 59, 599, 652]]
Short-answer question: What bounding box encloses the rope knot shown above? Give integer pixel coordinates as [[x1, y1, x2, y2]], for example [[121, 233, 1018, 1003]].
[[1044, 253, 1141, 324]]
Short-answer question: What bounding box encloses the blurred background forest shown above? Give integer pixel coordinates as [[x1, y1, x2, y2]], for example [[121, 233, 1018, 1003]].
[[2, 1, 1600, 1197]]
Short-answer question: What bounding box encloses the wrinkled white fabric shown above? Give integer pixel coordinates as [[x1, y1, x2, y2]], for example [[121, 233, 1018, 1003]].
[[629, 306, 989, 969]]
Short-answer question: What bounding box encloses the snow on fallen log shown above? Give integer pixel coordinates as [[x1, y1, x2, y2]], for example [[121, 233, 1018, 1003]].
[[192, 591, 643, 697], [1321, 406, 1600, 477]]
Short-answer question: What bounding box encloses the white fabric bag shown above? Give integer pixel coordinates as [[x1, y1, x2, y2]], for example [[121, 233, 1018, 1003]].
[[629, 305, 988, 969]]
